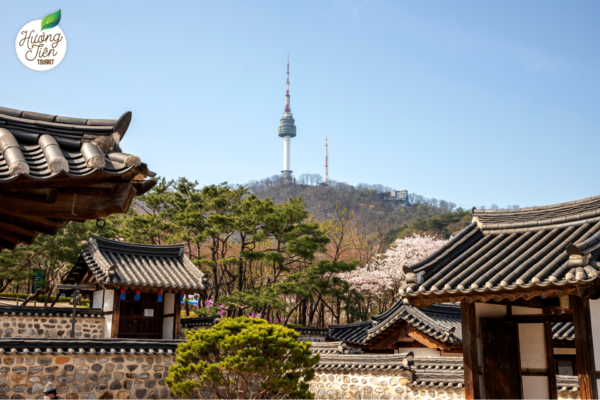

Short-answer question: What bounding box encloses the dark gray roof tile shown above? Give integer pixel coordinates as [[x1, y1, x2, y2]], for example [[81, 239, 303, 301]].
[[404, 198, 600, 300], [0, 106, 154, 182]]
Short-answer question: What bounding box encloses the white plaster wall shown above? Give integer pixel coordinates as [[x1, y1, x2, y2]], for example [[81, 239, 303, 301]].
[[164, 293, 175, 314], [407, 348, 440, 357], [513, 306, 548, 399], [92, 290, 103, 309], [163, 316, 174, 339], [104, 313, 112, 338], [103, 289, 114, 312], [522, 376, 549, 399], [517, 324, 546, 369]]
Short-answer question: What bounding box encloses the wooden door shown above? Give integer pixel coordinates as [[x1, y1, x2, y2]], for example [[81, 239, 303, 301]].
[[481, 318, 523, 399], [118, 292, 164, 339]]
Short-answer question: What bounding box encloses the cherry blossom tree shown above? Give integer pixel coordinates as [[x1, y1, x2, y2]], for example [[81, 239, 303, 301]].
[[338, 234, 447, 311]]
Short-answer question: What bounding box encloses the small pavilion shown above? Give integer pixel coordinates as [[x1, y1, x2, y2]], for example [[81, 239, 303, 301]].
[[62, 235, 211, 340], [327, 302, 462, 356], [399, 195, 600, 399]]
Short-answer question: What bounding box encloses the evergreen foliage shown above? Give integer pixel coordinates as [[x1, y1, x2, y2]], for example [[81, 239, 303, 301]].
[[166, 317, 318, 399]]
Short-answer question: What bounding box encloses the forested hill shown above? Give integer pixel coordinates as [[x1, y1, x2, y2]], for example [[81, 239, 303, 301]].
[[246, 175, 468, 241]]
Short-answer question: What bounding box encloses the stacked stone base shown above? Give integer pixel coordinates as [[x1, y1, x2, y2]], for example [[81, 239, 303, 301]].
[[309, 370, 466, 400], [0, 315, 103, 339], [0, 355, 173, 399]]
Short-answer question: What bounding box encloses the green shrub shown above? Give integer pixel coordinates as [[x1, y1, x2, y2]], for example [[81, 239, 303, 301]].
[[0, 292, 90, 306], [166, 316, 319, 399]]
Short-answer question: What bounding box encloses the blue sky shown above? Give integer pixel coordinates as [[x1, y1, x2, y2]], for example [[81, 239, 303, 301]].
[[2, 1, 600, 209]]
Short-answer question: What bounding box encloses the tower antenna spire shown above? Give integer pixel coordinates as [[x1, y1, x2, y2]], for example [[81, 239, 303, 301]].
[[284, 54, 291, 114], [325, 136, 328, 184]]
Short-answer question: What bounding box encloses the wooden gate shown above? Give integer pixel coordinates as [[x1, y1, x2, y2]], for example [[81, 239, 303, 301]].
[[118, 292, 164, 339], [481, 318, 523, 399]]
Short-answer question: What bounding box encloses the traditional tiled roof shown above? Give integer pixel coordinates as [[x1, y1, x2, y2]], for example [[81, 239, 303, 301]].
[[328, 303, 462, 347], [0, 305, 102, 318], [0, 338, 181, 355], [315, 352, 413, 371], [408, 357, 465, 389], [400, 195, 600, 305], [180, 316, 220, 329], [0, 107, 154, 182], [553, 322, 575, 341], [0, 107, 156, 251], [288, 326, 329, 336], [310, 341, 361, 355], [63, 235, 210, 292]]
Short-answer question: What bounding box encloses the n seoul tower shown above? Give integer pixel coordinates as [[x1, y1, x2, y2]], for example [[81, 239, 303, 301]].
[[278, 55, 296, 180]]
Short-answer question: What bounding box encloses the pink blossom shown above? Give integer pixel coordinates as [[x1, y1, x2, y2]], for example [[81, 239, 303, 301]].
[[339, 234, 447, 301]]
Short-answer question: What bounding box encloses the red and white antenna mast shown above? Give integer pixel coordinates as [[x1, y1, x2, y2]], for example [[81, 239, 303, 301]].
[[284, 54, 291, 114], [325, 136, 328, 184]]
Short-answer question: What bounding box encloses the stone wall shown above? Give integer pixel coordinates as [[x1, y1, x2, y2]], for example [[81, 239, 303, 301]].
[[309, 370, 465, 400], [0, 315, 103, 339], [0, 354, 173, 399]]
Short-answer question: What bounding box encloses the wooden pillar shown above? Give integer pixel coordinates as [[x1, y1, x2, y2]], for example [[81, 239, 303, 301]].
[[461, 302, 481, 399], [173, 294, 181, 339], [544, 321, 558, 399], [110, 289, 121, 338], [571, 295, 598, 399]]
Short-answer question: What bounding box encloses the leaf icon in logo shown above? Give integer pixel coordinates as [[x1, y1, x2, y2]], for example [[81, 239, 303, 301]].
[[41, 9, 61, 31]]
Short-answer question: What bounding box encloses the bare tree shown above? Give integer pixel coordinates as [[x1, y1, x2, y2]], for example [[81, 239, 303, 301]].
[[313, 174, 324, 185]]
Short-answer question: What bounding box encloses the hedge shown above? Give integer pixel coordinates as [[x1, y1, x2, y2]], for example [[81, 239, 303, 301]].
[[0, 292, 90, 306]]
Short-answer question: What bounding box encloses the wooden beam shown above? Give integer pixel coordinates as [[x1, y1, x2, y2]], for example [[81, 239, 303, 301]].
[[110, 289, 121, 339], [544, 321, 558, 399], [0, 236, 19, 250], [506, 313, 573, 323], [131, 180, 157, 196], [571, 295, 598, 399], [0, 213, 65, 235], [0, 221, 36, 244], [486, 296, 545, 309], [394, 341, 428, 349], [0, 182, 136, 220], [0, 188, 57, 204], [369, 323, 410, 350], [461, 302, 481, 400], [58, 184, 117, 198], [408, 326, 453, 351]]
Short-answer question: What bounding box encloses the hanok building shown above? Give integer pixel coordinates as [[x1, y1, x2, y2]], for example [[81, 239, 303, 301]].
[[0, 107, 155, 249], [399, 196, 600, 399], [62, 235, 210, 340], [328, 302, 462, 356], [329, 301, 579, 374]]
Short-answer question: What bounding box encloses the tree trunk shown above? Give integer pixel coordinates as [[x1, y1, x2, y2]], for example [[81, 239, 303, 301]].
[[212, 239, 219, 302], [44, 284, 55, 307], [21, 288, 43, 306]]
